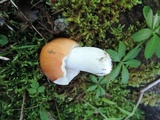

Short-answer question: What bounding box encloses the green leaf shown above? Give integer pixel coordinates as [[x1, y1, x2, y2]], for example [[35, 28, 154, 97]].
[[154, 35, 160, 58], [155, 26, 160, 35], [123, 45, 141, 61], [102, 98, 116, 105], [143, 6, 153, 28], [118, 42, 126, 60], [38, 86, 45, 93], [107, 49, 120, 62], [109, 63, 122, 80], [39, 107, 50, 120], [0, 34, 8, 46], [131, 28, 153, 42], [28, 88, 37, 94], [90, 75, 98, 83], [87, 85, 98, 92], [30, 81, 39, 89], [124, 59, 141, 68], [153, 11, 160, 29], [144, 34, 157, 59], [100, 77, 108, 84], [99, 86, 106, 95], [96, 86, 101, 98], [121, 65, 129, 84]]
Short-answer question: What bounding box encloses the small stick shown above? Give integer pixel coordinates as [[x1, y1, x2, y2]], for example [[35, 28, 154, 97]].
[[125, 78, 160, 120], [0, 0, 7, 4], [0, 56, 10, 60], [9, 0, 47, 40], [19, 91, 26, 120], [141, 79, 160, 93]]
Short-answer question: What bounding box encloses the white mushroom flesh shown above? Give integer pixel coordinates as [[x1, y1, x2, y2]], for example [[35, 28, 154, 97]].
[[66, 47, 112, 76], [54, 47, 112, 85]]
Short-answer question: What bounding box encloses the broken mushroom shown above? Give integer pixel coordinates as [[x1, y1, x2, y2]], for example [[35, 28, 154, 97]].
[[40, 38, 112, 85]]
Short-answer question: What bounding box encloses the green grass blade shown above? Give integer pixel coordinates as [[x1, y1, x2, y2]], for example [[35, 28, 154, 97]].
[[117, 106, 132, 116]]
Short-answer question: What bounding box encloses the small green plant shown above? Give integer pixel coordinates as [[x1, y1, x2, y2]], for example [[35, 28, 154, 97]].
[[0, 34, 8, 46], [132, 6, 160, 59], [27, 80, 45, 97], [107, 42, 141, 83], [87, 75, 108, 98]]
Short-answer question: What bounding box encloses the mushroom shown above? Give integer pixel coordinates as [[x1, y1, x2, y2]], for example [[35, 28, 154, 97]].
[[40, 38, 112, 85]]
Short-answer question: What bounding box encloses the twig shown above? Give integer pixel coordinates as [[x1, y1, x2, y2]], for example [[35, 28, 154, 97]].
[[141, 79, 160, 93], [54, 102, 62, 120], [0, 0, 7, 4], [124, 78, 160, 120], [9, 0, 47, 40], [19, 91, 26, 120], [0, 56, 10, 60]]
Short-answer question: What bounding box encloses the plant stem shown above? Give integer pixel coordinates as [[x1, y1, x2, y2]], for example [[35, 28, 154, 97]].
[[54, 102, 62, 120], [19, 91, 26, 120], [9, 0, 47, 40], [124, 78, 160, 120], [83, 100, 109, 119]]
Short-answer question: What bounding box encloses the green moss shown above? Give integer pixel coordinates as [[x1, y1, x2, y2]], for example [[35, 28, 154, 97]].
[[50, 80, 144, 120], [128, 62, 160, 87], [142, 92, 160, 106], [129, 62, 160, 106], [48, 0, 140, 45]]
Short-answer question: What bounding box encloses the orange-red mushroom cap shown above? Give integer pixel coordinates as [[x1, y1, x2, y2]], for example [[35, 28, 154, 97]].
[[40, 38, 79, 82]]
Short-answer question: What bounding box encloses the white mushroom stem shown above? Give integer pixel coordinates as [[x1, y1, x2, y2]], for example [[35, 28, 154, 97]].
[[54, 47, 112, 85], [66, 47, 112, 76]]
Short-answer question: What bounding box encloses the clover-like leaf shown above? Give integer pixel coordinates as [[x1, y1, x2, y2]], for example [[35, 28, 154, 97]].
[[143, 6, 153, 28], [122, 45, 141, 61], [90, 75, 98, 83], [131, 28, 153, 42], [109, 63, 122, 80], [96, 86, 101, 98], [38, 86, 45, 93], [155, 26, 160, 35], [121, 65, 129, 84], [118, 42, 126, 60], [100, 77, 108, 84], [87, 85, 98, 92], [28, 88, 37, 94], [155, 36, 160, 58], [30, 80, 39, 89], [144, 34, 158, 59], [99, 86, 106, 95], [107, 49, 120, 62], [124, 59, 141, 68], [153, 11, 160, 29]]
